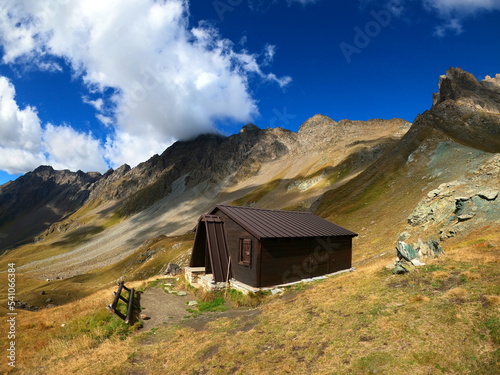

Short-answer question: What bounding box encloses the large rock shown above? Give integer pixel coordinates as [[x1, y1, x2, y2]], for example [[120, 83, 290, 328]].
[[165, 263, 181, 276], [431, 67, 500, 153], [396, 241, 419, 261]]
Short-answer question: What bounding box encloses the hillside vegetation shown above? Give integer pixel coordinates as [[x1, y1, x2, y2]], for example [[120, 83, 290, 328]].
[[0, 227, 498, 374]]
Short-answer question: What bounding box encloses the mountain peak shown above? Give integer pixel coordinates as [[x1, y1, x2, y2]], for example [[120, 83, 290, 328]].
[[482, 73, 500, 91], [32, 165, 55, 175], [240, 123, 261, 133], [298, 114, 336, 133], [432, 67, 500, 113], [423, 67, 500, 153]]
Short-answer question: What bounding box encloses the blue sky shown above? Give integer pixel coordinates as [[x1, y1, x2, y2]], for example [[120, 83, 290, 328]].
[[0, 0, 499, 185]]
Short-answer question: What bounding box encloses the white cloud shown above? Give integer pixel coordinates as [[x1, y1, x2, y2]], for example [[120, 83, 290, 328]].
[[423, 0, 500, 35], [96, 114, 113, 127], [83, 97, 104, 111], [433, 18, 464, 37], [0, 0, 291, 171], [424, 0, 500, 15], [0, 76, 107, 174], [104, 131, 173, 169], [42, 124, 108, 172], [0, 77, 42, 152], [262, 44, 276, 66], [362, 0, 499, 36]]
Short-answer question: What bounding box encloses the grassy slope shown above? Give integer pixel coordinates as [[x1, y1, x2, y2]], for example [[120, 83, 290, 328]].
[[316, 124, 496, 261], [1, 227, 497, 374]]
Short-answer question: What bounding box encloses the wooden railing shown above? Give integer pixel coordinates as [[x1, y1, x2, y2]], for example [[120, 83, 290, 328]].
[[107, 281, 135, 324]]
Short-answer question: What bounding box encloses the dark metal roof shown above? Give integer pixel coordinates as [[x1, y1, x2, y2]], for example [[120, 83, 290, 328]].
[[210, 205, 358, 240]]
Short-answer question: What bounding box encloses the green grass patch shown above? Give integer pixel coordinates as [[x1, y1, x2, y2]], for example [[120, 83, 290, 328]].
[[227, 289, 270, 307], [59, 308, 136, 343], [198, 297, 228, 312], [353, 352, 395, 374], [485, 317, 500, 344], [424, 264, 445, 273]]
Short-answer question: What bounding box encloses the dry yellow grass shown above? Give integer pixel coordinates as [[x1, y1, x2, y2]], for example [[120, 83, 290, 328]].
[[0, 277, 153, 374], [4, 240, 499, 375], [460, 271, 482, 281], [1, 225, 498, 374], [432, 271, 450, 280], [483, 295, 500, 306], [444, 287, 468, 299], [409, 294, 430, 303]]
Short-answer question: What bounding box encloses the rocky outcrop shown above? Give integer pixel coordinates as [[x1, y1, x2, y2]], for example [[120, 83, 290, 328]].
[[298, 115, 411, 148], [400, 153, 499, 251], [430, 67, 500, 153]]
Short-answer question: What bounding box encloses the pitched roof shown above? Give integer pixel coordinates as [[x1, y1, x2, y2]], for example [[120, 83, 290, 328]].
[[210, 205, 358, 240]]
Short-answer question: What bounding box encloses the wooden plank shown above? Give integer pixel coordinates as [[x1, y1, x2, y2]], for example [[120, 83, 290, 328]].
[[205, 219, 232, 282], [109, 281, 124, 310], [125, 288, 135, 324], [216, 211, 259, 287]]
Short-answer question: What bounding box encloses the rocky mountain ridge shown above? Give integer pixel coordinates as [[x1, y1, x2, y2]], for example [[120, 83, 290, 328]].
[[316, 67, 499, 265], [0, 115, 409, 250], [0, 166, 101, 248], [0, 68, 498, 277]]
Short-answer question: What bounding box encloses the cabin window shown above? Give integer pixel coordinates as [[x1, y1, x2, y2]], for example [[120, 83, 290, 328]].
[[239, 238, 252, 266]]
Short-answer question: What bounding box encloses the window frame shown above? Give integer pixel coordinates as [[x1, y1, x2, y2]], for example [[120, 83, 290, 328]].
[[238, 238, 252, 267]]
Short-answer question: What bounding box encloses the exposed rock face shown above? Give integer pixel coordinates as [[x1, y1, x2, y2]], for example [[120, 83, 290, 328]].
[[0, 115, 408, 252], [430, 67, 500, 152], [0, 166, 101, 249], [298, 115, 410, 146], [403, 153, 499, 243]]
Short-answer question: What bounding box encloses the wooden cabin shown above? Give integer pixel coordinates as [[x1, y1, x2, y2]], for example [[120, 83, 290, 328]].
[[188, 205, 358, 290]]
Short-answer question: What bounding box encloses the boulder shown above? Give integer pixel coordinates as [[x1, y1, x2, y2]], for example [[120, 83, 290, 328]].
[[393, 261, 410, 274], [165, 263, 181, 276], [396, 241, 419, 261], [428, 240, 444, 256], [411, 259, 426, 266], [398, 231, 411, 242]]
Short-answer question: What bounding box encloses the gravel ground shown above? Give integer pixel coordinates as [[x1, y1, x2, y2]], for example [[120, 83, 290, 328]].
[[139, 287, 195, 330], [138, 286, 261, 332]]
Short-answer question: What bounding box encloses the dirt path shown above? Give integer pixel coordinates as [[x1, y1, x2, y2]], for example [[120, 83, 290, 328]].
[[139, 287, 194, 330], [138, 287, 261, 332]]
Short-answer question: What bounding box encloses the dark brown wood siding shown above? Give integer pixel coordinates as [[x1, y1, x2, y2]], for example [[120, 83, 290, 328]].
[[214, 209, 260, 287], [260, 236, 352, 287], [195, 208, 353, 288]]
